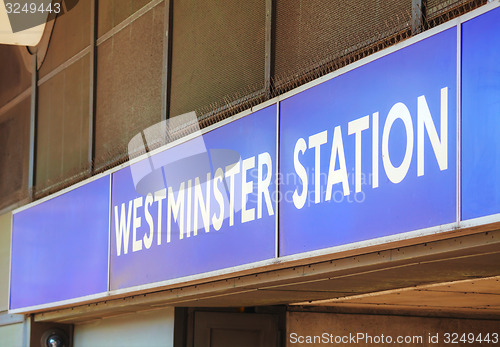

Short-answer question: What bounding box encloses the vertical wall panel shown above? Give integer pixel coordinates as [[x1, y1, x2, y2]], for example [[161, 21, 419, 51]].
[[63, 55, 90, 175], [97, 0, 152, 38], [427, 0, 487, 18], [95, 2, 164, 169], [0, 98, 30, 210], [36, 55, 90, 192], [36, 81, 50, 187], [39, 0, 91, 78], [97, 0, 151, 37], [47, 71, 64, 183], [0, 323, 24, 347], [73, 308, 174, 347], [97, 0, 131, 37], [169, 0, 266, 118], [0, 46, 31, 109], [0, 212, 12, 310], [274, 0, 412, 86]]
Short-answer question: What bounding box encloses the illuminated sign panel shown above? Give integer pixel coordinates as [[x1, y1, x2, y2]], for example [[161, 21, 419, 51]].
[[461, 7, 500, 220], [279, 28, 457, 256], [110, 105, 277, 290], [10, 176, 110, 310]]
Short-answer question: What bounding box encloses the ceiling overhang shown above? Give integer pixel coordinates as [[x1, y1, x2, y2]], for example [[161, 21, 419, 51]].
[[32, 228, 500, 323]]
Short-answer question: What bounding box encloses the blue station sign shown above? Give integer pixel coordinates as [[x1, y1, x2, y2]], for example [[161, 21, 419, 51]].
[[279, 28, 457, 256], [10, 176, 110, 310], [461, 7, 500, 220], [9, 5, 500, 312], [110, 105, 277, 290]]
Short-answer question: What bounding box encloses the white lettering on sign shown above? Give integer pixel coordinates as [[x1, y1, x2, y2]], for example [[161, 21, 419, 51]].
[[114, 201, 132, 256], [292, 87, 449, 209], [114, 152, 275, 256], [292, 138, 308, 209], [382, 102, 414, 184], [114, 88, 448, 256]]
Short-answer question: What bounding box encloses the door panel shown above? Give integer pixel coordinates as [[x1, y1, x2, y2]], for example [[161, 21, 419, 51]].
[[194, 312, 278, 347]]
